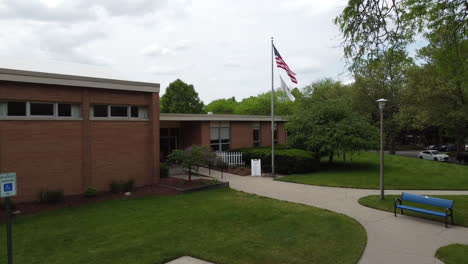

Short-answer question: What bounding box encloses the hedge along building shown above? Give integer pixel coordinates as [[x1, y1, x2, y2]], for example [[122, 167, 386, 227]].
[[0, 59, 160, 201], [160, 113, 287, 159]]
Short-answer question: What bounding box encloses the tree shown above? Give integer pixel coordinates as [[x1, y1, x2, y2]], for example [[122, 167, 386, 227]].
[[398, 38, 468, 152], [351, 49, 413, 153], [334, 0, 467, 70], [204, 97, 238, 114], [167, 146, 212, 181], [235, 91, 295, 116], [161, 79, 205, 113], [287, 79, 379, 163]]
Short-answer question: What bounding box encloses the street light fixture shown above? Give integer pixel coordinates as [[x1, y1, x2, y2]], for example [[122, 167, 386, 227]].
[[377, 98, 387, 200]]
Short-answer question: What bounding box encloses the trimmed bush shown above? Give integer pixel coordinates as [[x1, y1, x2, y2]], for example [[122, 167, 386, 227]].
[[123, 179, 134, 192], [110, 180, 135, 194], [160, 162, 169, 178], [38, 189, 64, 203], [456, 152, 468, 162], [0, 198, 16, 211], [84, 187, 98, 198], [110, 181, 124, 194], [236, 146, 318, 174]]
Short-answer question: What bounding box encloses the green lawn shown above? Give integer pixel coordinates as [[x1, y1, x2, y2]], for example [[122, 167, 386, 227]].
[[277, 152, 468, 189], [436, 244, 468, 264], [358, 195, 468, 227], [0, 188, 366, 264]]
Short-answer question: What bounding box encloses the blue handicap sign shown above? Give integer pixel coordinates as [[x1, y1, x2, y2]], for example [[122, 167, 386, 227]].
[[3, 183, 13, 192]]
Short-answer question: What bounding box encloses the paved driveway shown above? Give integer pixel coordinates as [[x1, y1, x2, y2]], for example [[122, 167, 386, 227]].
[[199, 168, 468, 264]]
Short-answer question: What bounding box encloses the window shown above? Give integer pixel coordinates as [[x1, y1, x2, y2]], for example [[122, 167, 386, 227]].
[[0, 101, 81, 119], [253, 122, 260, 147], [7, 102, 26, 116], [58, 104, 71, 117], [130, 106, 139, 118], [93, 105, 108, 117], [30, 102, 54, 116], [210, 121, 230, 151], [91, 105, 148, 120], [110, 106, 128, 117]]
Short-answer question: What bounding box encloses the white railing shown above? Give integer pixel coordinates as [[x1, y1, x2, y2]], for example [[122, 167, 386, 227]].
[[216, 151, 245, 167]]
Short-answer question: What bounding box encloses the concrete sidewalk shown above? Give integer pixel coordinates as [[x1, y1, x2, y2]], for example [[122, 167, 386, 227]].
[[199, 167, 468, 264]]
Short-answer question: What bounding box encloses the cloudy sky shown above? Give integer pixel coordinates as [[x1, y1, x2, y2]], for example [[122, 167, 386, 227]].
[[0, 0, 350, 103]]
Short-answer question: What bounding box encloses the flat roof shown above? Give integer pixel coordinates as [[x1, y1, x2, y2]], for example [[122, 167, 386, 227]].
[[0, 56, 159, 93], [160, 113, 286, 122]]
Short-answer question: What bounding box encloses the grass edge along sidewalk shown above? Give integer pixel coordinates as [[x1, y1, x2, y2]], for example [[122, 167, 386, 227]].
[[358, 195, 468, 227], [435, 244, 468, 264], [0, 188, 366, 264], [277, 152, 468, 190]]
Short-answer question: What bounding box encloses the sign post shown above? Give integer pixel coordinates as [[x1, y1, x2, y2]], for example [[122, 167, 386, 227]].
[[1, 172, 17, 264]]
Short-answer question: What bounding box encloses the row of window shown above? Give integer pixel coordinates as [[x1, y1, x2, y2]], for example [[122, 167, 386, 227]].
[[210, 122, 278, 151], [0, 101, 81, 118], [0, 101, 149, 120], [91, 105, 148, 119]]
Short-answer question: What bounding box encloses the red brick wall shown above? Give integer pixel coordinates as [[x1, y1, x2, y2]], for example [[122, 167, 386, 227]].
[[179, 121, 210, 149], [0, 80, 159, 201], [230, 122, 254, 149], [260, 122, 272, 147], [0, 121, 83, 201]]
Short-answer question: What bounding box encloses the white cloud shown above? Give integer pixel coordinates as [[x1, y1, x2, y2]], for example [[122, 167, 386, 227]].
[[0, 0, 349, 103]]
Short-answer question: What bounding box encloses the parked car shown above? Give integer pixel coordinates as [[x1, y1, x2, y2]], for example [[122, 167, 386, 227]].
[[439, 144, 457, 152], [425, 144, 440, 150], [418, 150, 450, 162]]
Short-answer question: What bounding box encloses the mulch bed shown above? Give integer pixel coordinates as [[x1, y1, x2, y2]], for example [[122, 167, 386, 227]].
[[225, 167, 251, 176], [159, 177, 219, 190], [0, 185, 179, 219]]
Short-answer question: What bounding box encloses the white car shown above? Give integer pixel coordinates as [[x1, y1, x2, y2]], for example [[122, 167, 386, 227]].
[[418, 150, 450, 162]]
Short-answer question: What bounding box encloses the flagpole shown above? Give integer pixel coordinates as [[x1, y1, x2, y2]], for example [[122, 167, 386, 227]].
[[271, 37, 275, 178]]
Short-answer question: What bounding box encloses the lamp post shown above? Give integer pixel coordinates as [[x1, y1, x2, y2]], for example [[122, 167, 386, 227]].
[[377, 98, 387, 200]]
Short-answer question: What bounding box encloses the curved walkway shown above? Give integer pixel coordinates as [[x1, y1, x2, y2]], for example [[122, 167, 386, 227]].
[[198, 168, 468, 264]]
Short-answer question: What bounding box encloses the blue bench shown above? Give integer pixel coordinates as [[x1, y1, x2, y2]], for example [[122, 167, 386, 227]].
[[394, 192, 454, 227]]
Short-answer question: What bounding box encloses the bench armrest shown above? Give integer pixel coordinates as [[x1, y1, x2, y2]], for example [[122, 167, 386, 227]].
[[394, 198, 402, 206]]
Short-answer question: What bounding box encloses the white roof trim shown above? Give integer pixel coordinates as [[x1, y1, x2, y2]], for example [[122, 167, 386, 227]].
[[160, 113, 286, 122], [0, 68, 159, 93]]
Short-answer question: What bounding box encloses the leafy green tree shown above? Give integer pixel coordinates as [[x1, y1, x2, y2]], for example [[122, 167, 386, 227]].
[[161, 79, 205, 113], [167, 146, 211, 181], [235, 91, 295, 116], [334, 0, 467, 70], [287, 79, 379, 163], [398, 38, 468, 152], [351, 49, 413, 153], [204, 97, 238, 114]]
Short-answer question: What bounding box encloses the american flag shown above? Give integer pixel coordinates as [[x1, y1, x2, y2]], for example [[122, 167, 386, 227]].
[[273, 45, 297, 84]]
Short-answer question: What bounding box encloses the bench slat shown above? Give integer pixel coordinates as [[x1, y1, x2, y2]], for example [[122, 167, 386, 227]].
[[401, 192, 453, 208], [396, 204, 447, 217]]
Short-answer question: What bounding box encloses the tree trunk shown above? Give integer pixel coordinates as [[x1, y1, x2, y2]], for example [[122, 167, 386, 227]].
[[329, 152, 334, 164], [188, 169, 192, 181]]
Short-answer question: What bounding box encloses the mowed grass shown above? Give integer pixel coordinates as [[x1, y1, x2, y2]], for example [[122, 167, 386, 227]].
[[358, 195, 468, 227], [0, 188, 366, 264], [277, 152, 468, 189], [435, 244, 468, 264]]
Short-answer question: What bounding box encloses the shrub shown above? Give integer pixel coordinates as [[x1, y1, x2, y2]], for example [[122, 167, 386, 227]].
[[0, 199, 16, 211], [110, 181, 124, 194], [110, 179, 134, 194], [456, 152, 468, 162], [236, 146, 318, 174], [38, 189, 64, 203], [123, 179, 134, 192], [84, 187, 98, 198], [160, 162, 169, 178]]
